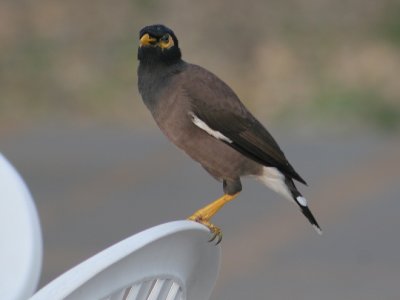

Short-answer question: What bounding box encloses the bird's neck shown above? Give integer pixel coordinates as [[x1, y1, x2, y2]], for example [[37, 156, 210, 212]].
[[138, 58, 184, 72], [138, 60, 186, 110]]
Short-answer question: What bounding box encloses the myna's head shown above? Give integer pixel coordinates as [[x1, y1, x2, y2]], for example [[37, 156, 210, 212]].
[[138, 24, 181, 64]]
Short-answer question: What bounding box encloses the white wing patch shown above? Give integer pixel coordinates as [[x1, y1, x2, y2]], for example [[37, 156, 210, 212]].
[[189, 112, 232, 143]]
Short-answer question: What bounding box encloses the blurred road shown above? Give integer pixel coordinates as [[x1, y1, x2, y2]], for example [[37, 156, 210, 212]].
[[1, 122, 399, 299]]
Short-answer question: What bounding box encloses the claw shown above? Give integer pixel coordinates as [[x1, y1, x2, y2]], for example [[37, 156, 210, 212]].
[[208, 232, 218, 243], [215, 232, 223, 245], [207, 224, 222, 245], [187, 215, 222, 245], [208, 230, 222, 244]]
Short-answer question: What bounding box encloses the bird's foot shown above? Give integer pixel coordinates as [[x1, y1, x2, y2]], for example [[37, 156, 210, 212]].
[[187, 215, 223, 245], [186, 193, 239, 244]]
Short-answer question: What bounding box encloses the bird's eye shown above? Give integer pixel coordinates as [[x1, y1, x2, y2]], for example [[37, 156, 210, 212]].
[[160, 34, 169, 42]]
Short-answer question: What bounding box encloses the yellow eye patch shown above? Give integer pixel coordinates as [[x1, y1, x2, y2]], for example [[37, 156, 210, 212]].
[[159, 35, 174, 49]]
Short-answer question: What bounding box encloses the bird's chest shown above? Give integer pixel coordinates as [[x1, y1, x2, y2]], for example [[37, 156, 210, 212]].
[[153, 93, 196, 147]]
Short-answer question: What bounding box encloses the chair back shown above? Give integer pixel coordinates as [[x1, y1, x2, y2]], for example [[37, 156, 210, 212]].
[[30, 221, 220, 300], [0, 154, 43, 300]]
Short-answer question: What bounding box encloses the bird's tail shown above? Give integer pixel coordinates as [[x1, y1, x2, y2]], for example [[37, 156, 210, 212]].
[[258, 166, 322, 235], [285, 178, 322, 235]]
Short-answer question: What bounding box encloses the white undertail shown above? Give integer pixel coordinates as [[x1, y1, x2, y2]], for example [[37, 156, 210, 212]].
[[257, 167, 294, 203]]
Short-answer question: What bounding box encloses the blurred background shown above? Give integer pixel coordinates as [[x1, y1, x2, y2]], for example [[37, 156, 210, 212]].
[[1, 0, 400, 299]]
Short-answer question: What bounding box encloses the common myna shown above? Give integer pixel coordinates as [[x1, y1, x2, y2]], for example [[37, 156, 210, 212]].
[[137, 24, 321, 243]]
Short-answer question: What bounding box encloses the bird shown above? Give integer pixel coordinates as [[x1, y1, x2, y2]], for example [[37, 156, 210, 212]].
[[137, 24, 321, 243]]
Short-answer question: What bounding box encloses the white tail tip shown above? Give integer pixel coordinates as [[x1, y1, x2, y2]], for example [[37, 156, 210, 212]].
[[313, 224, 323, 235]]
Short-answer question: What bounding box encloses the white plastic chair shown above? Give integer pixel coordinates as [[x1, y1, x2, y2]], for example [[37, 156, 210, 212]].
[[0, 153, 43, 300], [0, 153, 220, 300], [30, 220, 220, 300]]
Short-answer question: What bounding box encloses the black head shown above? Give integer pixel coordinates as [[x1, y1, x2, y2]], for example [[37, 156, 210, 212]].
[[138, 24, 182, 65]]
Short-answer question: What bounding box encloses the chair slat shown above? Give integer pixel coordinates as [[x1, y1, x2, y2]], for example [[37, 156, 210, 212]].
[[136, 280, 156, 300], [165, 282, 181, 300], [124, 283, 141, 300], [147, 279, 165, 300], [109, 288, 126, 300]]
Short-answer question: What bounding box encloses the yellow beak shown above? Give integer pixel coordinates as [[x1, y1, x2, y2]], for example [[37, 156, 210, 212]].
[[139, 33, 157, 47]]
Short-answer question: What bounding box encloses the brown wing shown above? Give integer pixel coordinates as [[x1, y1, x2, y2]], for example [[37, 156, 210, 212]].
[[184, 63, 307, 184]]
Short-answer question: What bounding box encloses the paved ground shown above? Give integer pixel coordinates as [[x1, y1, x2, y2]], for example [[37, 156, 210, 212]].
[[1, 122, 399, 299]]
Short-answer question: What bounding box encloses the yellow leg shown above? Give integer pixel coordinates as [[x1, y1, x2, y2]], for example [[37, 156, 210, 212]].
[[187, 193, 239, 244]]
